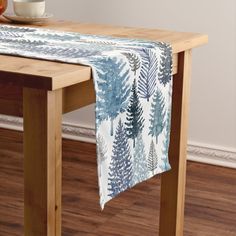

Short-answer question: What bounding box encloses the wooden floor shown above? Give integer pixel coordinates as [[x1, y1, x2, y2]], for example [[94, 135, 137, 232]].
[[0, 128, 235, 236]]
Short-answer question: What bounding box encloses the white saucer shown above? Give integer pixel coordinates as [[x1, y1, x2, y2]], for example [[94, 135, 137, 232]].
[[3, 13, 53, 23]]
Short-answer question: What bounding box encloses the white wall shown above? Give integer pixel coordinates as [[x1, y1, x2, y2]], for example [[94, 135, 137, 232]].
[[10, 0, 236, 149]]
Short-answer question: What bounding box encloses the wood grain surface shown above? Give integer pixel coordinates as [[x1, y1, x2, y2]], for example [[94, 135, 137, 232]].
[[159, 50, 192, 236], [23, 88, 62, 236], [0, 128, 235, 236], [0, 18, 207, 90], [0, 54, 177, 117]]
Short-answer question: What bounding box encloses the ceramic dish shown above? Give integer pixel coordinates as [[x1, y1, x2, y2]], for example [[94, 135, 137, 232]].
[[3, 12, 53, 23]]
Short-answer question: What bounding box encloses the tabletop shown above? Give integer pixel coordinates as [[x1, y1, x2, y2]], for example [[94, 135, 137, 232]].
[[0, 18, 208, 90]]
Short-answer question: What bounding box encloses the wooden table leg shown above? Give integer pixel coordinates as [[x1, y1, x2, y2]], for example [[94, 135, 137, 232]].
[[159, 50, 192, 236], [23, 88, 62, 236]]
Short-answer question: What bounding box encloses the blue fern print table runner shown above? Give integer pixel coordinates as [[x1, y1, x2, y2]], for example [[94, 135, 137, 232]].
[[0, 25, 173, 209]]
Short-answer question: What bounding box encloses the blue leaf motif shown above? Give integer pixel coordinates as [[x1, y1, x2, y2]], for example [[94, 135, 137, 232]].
[[93, 57, 131, 136], [108, 119, 133, 198], [149, 88, 166, 144], [138, 48, 158, 102], [158, 43, 172, 86]]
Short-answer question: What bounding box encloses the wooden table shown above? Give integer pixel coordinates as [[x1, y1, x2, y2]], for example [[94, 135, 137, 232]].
[[0, 19, 208, 236]]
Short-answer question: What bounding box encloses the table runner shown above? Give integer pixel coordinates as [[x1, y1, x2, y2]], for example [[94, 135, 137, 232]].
[[0, 25, 173, 209]]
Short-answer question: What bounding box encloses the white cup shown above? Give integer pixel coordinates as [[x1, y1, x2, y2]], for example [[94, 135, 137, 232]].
[[13, 0, 45, 18]]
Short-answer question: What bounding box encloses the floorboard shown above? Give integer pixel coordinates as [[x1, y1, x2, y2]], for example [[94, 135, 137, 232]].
[[0, 128, 235, 236]]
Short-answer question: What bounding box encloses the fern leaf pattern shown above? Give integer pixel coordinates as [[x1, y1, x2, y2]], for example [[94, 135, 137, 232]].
[[84, 39, 118, 46], [158, 42, 173, 86], [0, 31, 23, 38], [138, 48, 159, 101], [0, 25, 173, 210], [122, 52, 141, 75], [0, 25, 36, 33], [29, 32, 82, 42]]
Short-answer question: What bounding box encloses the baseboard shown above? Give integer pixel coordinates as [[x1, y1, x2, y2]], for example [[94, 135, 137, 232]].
[[187, 143, 236, 169], [0, 115, 96, 143], [62, 121, 96, 143], [0, 114, 235, 169]]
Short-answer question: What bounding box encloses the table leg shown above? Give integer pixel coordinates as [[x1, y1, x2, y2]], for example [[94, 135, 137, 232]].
[[23, 88, 62, 236], [159, 50, 192, 236]]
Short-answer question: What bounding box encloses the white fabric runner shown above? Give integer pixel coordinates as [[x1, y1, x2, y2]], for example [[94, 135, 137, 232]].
[[0, 25, 173, 209]]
